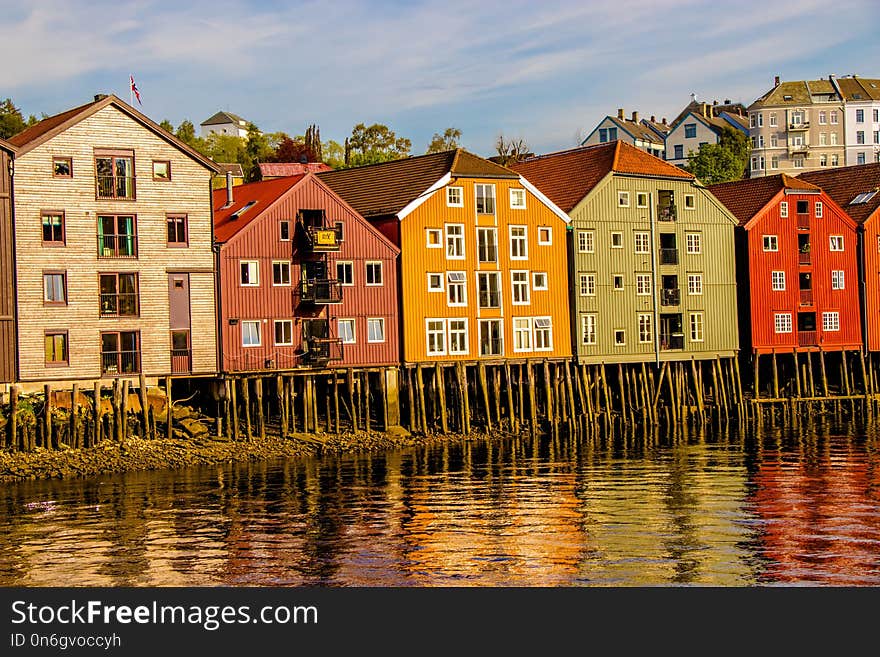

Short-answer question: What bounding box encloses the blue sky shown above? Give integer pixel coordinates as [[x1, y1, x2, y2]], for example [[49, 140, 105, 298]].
[[3, 0, 880, 157]]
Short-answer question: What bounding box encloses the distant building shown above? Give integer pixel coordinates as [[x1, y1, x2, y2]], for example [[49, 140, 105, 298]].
[[664, 101, 748, 168], [581, 109, 665, 158], [212, 163, 245, 190], [834, 76, 880, 166], [258, 162, 332, 180], [200, 111, 250, 138]]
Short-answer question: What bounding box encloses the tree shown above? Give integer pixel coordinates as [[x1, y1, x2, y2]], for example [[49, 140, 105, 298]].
[[159, 119, 174, 134], [270, 136, 317, 163], [0, 98, 38, 139], [495, 134, 531, 166], [205, 133, 246, 165], [322, 139, 345, 169], [345, 123, 411, 167], [305, 124, 323, 162], [684, 126, 750, 184], [426, 127, 461, 153]]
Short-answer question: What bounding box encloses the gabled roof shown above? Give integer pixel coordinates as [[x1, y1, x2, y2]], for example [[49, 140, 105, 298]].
[[201, 111, 247, 127], [317, 149, 517, 219], [606, 115, 664, 145], [641, 118, 671, 139], [669, 100, 747, 129], [836, 77, 880, 101], [217, 163, 244, 177], [511, 141, 693, 213], [7, 94, 219, 172], [0, 137, 15, 154], [708, 174, 821, 226], [751, 79, 841, 107], [719, 111, 749, 131], [259, 162, 332, 178], [213, 174, 307, 242], [798, 162, 880, 225]]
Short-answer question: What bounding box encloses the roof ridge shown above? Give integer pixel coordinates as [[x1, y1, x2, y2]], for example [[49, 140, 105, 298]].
[[611, 141, 622, 170]]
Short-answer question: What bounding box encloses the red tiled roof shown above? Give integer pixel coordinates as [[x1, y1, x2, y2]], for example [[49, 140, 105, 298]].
[[213, 174, 307, 242], [511, 141, 693, 212], [259, 162, 332, 178], [798, 163, 880, 225], [708, 174, 821, 226]]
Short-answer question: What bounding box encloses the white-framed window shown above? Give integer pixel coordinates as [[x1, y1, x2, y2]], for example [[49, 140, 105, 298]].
[[279, 220, 290, 241], [511, 270, 530, 304], [365, 261, 383, 286], [578, 230, 594, 253], [771, 134, 778, 147], [636, 273, 651, 296], [774, 313, 792, 334], [822, 311, 840, 332], [780, 202, 788, 218], [763, 235, 779, 252], [638, 313, 653, 344], [427, 272, 444, 292], [537, 226, 552, 245], [426, 228, 443, 248], [447, 271, 467, 306], [611, 232, 623, 249], [750, 113, 757, 128], [829, 235, 844, 251], [613, 274, 624, 291], [769, 112, 777, 127], [687, 273, 703, 295], [534, 317, 552, 351], [448, 319, 468, 355], [819, 133, 827, 146], [819, 110, 827, 125], [513, 317, 533, 352], [618, 191, 630, 207], [509, 225, 528, 259], [426, 319, 447, 355], [751, 157, 759, 171], [684, 195, 695, 210], [337, 318, 355, 344], [582, 314, 597, 345], [477, 271, 502, 308], [757, 113, 763, 127], [274, 319, 293, 346], [367, 317, 385, 343], [241, 320, 261, 347], [689, 312, 704, 342], [446, 223, 465, 258], [272, 260, 291, 286], [446, 186, 463, 207], [532, 272, 548, 291], [476, 184, 496, 214], [637, 192, 649, 208], [830, 132, 838, 145], [831, 270, 845, 290], [820, 154, 828, 167], [614, 329, 626, 346], [686, 232, 702, 254], [477, 227, 498, 263], [336, 261, 354, 286], [793, 158, 804, 169], [815, 202, 823, 218], [634, 232, 650, 254], [579, 273, 596, 297], [239, 260, 259, 286], [831, 110, 839, 125], [509, 188, 527, 209], [771, 270, 786, 291], [478, 318, 503, 356], [771, 156, 779, 169]]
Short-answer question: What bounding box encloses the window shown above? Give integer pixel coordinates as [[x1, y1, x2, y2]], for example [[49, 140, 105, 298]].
[[757, 113, 763, 127], [509, 188, 526, 209], [513, 317, 532, 352], [578, 230, 594, 253], [618, 191, 630, 207], [166, 215, 187, 246], [446, 224, 465, 258], [426, 228, 443, 248], [613, 274, 624, 291], [279, 221, 290, 241], [769, 113, 777, 127], [272, 260, 291, 286], [636, 273, 651, 296], [822, 311, 840, 332], [241, 321, 261, 347], [100, 331, 140, 374], [611, 232, 623, 249], [509, 226, 528, 259], [366, 261, 383, 286], [99, 272, 138, 317], [793, 158, 804, 169], [875, 109, 879, 123], [858, 152, 866, 165], [427, 273, 444, 292], [638, 314, 653, 343], [537, 226, 552, 245], [856, 109, 865, 123], [97, 214, 137, 257], [750, 113, 757, 128], [511, 271, 530, 304], [830, 132, 838, 145], [532, 272, 548, 290], [684, 195, 695, 210], [478, 272, 501, 308], [819, 133, 827, 146], [686, 232, 702, 254], [95, 150, 135, 199], [447, 271, 467, 306], [152, 160, 171, 181], [831, 154, 839, 166], [819, 111, 827, 125], [579, 273, 596, 296], [448, 319, 468, 354], [831, 270, 845, 290], [780, 202, 788, 218], [338, 319, 355, 344], [684, 123, 697, 138], [775, 313, 792, 333], [477, 227, 498, 263], [53, 157, 72, 178], [815, 202, 823, 218], [771, 156, 779, 169], [41, 211, 65, 245], [599, 127, 618, 142], [674, 144, 684, 160], [771, 134, 778, 147], [687, 273, 703, 295], [634, 232, 650, 254], [796, 200, 808, 214], [367, 317, 385, 343], [829, 235, 844, 251], [475, 184, 496, 214], [336, 261, 353, 286], [240, 260, 259, 286], [875, 131, 880, 145], [857, 131, 866, 145], [44, 331, 68, 366], [689, 312, 704, 342], [771, 271, 786, 291], [763, 235, 779, 252], [614, 330, 626, 346], [637, 192, 648, 208], [582, 314, 597, 345], [43, 271, 66, 305], [820, 154, 828, 167], [479, 319, 503, 356], [830, 111, 838, 125], [446, 186, 463, 207], [751, 157, 759, 172], [274, 320, 293, 346], [534, 317, 552, 351]]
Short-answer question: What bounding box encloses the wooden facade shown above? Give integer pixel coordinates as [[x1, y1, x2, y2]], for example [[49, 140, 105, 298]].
[[0, 139, 16, 383], [213, 173, 400, 372], [7, 95, 219, 385]]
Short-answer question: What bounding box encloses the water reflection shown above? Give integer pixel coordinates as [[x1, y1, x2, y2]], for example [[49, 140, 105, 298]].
[[1, 418, 879, 586]]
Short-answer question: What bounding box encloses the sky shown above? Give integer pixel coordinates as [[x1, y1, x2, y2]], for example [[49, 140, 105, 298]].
[[3, 0, 880, 158]]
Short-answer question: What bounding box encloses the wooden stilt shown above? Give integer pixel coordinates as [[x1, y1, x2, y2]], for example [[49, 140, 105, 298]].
[[435, 363, 447, 434], [289, 376, 297, 433], [526, 360, 537, 434], [771, 351, 779, 399], [164, 376, 173, 439], [43, 384, 52, 451], [690, 359, 704, 417], [842, 351, 852, 396], [652, 362, 668, 412], [277, 375, 287, 437], [819, 348, 829, 397], [807, 352, 816, 397], [336, 372, 342, 434], [491, 366, 501, 428], [93, 382, 102, 446], [242, 378, 252, 439], [416, 364, 428, 434], [478, 362, 492, 431], [347, 368, 358, 433], [361, 371, 370, 434], [564, 362, 576, 429], [10, 386, 19, 451], [793, 352, 803, 398], [70, 383, 80, 448], [504, 362, 516, 433], [255, 377, 266, 441], [753, 353, 760, 400], [138, 373, 149, 441], [859, 350, 870, 396], [230, 378, 240, 441], [406, 367, 416, 433], [543, 360, 554, 431], [600, 363, 612, 417]]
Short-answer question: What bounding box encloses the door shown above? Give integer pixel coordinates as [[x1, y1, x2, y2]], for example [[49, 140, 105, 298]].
[[168, 274, 192, 372]]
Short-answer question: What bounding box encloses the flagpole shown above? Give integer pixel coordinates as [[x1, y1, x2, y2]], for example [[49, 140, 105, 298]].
[[130, 75, 133, 106]]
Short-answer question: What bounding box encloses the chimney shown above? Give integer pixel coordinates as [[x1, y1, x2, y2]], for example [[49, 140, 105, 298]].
[[617, 108, 625, 120], [661, 117, 667, 125], [226, 171, 233, 207], [774, 75, 781, 86], [724, 99, 731, 104], [94, 93, 108, 102], [701, 103, 708, 118], [650, 115, 656, 123], [631, 111, 639, 123]]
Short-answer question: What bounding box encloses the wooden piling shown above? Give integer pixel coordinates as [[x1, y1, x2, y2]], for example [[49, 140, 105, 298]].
[[70, 383, 80, 448], [564, 362, 576, 428], [347, 368, 359, 432], [434, 363, 448, 434], [416, 365, 428, 434], [242, 378, 252, 439], [526, 360, 537, 434], [807, 352, 816, 397], [335, 372, 342, 434], [361, 371, 370, 433], [819, 348, 829, 397], [164, 376, 173, 439], [230, 378, 240, 441], [255, 377, 266, 441], [505, 362, 518, 433], [478, 362, 492, 431], [543, 360, 554, 431], [9, 386, 19, 451], [93, 382, 102, 446], [43, 384, 52, 451], [842, 351, 852, 397]]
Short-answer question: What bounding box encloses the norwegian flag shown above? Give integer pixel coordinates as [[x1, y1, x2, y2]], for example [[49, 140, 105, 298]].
[[130, 75, 141, 105]]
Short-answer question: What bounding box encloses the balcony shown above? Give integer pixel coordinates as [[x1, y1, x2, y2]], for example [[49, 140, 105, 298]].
[[96, 175, 135, 200], [301, 224, 342, 252], [788, 121, 810, 131], [171, 348, 191, 374], [298, 278, 343, 305], [800, 289, 814, 306], [101, 350, 141, 375], [798, 330, 818, 347], [661, 288, 681, 306], [97, 234, 138, 258], [659, 248, 678, 265], [797, 215, 810, 230], [660, 335, 684, 351], [100, 293, 139, 317], [788, 143, 809, 156], [301, 337, 343, 365], [657, 204, 677, 222]]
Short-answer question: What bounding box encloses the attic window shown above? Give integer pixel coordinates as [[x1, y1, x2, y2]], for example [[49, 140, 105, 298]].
[[783, 95, 793, 101], [853, 94, 863, 99], [230, 201, 257, 220], [851, 191, 878, 205]]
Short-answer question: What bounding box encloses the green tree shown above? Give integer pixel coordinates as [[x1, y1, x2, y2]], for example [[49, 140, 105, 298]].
[[426, 127, 462, 153], [159, 119, 174, 134], [305, 124, 323, 162], [0, 98, 38, 139], [206, 134, 246, 165], [684, 126, 750, 184], [322, 139, 344, 169], [345, 123, 411, 167]]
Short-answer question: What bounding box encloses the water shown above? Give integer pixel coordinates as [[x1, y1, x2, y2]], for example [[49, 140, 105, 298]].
[[1, 418, 879, 586]]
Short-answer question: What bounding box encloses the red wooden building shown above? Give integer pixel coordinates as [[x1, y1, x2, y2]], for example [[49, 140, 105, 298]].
[[213, 173, 400, 372], [709, 174, 861, 356]]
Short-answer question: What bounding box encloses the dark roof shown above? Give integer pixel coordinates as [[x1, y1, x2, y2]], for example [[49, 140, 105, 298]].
[[607, 116, 664, 144], [511, 141, 693, 213], [836, 77, 880, 101], [708, 174, 821, 226], [217, 163, 244, 177], [213, 174, 307, 242], [317, 149, 517, 218], [751, 79, 840, 107], [201, 111, 246, 127], [798, 163, 880, 225], [669, 100, 747, 129], [7, 94, 219, 172], [259, 162, 332, 178], [719, 111, 749, 131]]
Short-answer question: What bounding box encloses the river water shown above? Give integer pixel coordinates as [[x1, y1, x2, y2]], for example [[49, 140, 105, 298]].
[[1, 417, 878, 586]]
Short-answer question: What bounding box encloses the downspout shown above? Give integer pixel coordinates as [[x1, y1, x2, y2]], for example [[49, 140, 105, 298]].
[[857, 223, 867, 354], [211, 178, 223, 375], [565, 223, 578, 362], [650, 192, 660, 366]]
